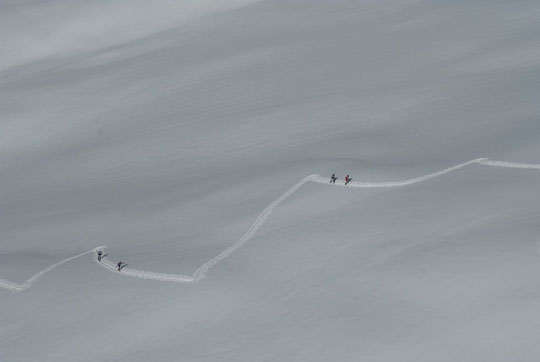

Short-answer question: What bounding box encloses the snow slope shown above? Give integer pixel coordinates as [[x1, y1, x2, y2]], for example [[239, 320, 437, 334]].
[[2, 0, 540, 361], [3, 157, 540, 293]]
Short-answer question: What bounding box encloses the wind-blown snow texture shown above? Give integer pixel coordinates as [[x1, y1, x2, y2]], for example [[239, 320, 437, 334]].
[[2, 1, 540, 361]]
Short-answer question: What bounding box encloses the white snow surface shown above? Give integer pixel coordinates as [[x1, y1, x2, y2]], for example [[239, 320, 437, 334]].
[[3, 158, 539, 292], [2, 0, 540, 361]]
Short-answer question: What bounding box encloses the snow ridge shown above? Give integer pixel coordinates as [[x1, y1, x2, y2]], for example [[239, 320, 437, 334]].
[[2, 158, 540, 293]]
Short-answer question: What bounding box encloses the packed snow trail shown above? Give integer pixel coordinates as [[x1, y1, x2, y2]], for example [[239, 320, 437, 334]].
[[191, 175, 315, 282], [95, 256, 194, 283], [476, 159, 540, 170], [2, 158, 540, 293], [310, 158, 487, 188], [0, 248, 102, 293]]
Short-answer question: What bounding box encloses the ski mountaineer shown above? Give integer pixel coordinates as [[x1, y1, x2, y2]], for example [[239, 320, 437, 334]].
[[330, 173, 337, 184], [117, 261, 127, 271], [345, 174, 352, 185], [97, 250, 103, 262]]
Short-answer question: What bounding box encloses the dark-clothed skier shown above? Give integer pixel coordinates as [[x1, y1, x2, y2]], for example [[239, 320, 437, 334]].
[[97, 250, 103, 262], [330, 173, 337, 184], [117, 261, 126, 271]]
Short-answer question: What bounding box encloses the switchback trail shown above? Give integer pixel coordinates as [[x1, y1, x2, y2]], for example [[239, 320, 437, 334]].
[[2, 158, 539, 293]]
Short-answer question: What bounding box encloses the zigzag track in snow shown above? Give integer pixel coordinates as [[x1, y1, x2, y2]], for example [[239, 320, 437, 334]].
[[2, 158, 540, 293]]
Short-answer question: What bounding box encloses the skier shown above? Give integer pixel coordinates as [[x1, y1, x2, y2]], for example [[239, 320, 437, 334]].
[[345, 174, 352, 185], [117, 261, 127, 271], [330, 173, 337, 184], [97, 250, 103, 262]]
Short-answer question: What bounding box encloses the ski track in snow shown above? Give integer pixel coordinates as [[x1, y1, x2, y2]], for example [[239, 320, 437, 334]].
[[2, 158, 540, 293], [0, 248, 101, 293]]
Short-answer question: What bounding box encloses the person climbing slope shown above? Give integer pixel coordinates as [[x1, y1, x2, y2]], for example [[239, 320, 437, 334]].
[[117, 261, 127, 271], [330, 173, 337, 184], [345, 174, 352, 185], [97, 250, 103, 262]]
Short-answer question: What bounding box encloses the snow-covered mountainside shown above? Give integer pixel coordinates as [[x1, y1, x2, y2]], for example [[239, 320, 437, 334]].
[[1, 1, 540, 361]]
